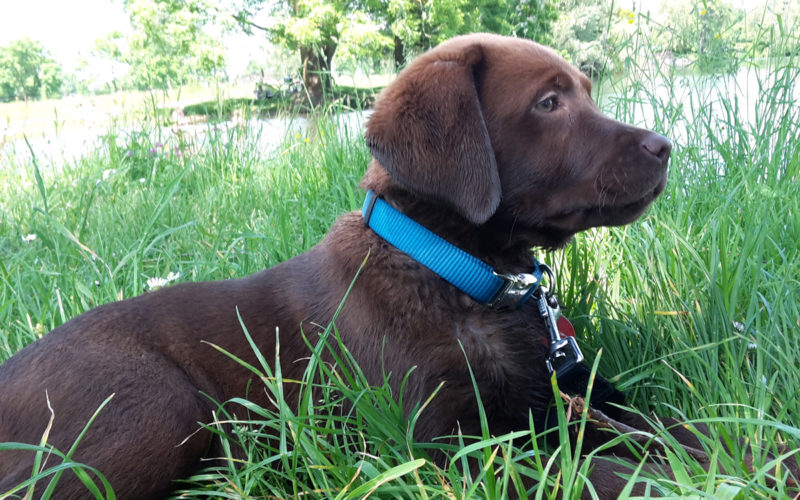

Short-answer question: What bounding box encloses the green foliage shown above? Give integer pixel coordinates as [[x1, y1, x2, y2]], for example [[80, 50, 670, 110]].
[[232, 0, 558, 101], [551, 0, 799, 78], [651, 0, 744, 72], [741, 0, 800, 57], [260, 0, 347, 52], [0, 38, 64, 102], [333, 12, 393, 74], [551, 2, 614, 76], [463, 0, 558, 44], [179, 82, 380, 120], [504, 0, 559, 43], [365, 0, 558, 67], [94, 0, 227, 91], [656, 0, 742, 55]]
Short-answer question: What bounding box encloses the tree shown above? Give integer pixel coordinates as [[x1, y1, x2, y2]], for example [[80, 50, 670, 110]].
[[231, 0, 556, 106], [0, 38, 64, 102], [333, 12, 393, 76], [365, 0, 557, 69], [94, 0, 227, 91], [233, 0, 386, 107], [252, 0, 345, 107]]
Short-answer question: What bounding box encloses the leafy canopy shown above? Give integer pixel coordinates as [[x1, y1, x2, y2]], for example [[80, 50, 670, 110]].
[[94, 0, 227, 91], [0, 38, 64, 102]]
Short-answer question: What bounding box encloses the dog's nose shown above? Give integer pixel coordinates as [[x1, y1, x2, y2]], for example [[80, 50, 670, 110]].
[[641, 133, 672, 161]]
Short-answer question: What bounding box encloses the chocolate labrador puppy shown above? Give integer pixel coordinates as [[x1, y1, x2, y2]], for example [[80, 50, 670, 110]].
[[0, 34, 673, 497]]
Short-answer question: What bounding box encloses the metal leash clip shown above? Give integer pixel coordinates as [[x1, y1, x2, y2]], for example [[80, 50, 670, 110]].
[[534, 265, 584, 376], [488, 271, 540, 308]]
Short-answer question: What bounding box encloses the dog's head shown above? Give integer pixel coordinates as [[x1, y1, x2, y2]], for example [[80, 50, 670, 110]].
[[363, 33, 670, 248]]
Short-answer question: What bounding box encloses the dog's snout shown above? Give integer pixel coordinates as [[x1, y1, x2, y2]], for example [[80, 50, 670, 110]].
[[641, 133, 672, 161]]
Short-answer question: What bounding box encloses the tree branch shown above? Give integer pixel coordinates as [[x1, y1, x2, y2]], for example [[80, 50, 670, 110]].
[[232, 13, 270, 33]]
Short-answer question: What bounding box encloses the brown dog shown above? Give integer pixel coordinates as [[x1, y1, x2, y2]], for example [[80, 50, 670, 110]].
[[0, 34, 671, 498]]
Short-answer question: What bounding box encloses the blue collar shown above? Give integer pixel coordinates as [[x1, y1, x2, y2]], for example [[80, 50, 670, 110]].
[[361, 190, 543, 307]]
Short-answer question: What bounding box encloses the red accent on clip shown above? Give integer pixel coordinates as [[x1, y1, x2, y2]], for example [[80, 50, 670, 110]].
[[557, 316, 575, 338]]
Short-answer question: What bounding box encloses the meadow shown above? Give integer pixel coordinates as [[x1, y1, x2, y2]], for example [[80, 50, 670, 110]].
[[1, 35, 799, 500]]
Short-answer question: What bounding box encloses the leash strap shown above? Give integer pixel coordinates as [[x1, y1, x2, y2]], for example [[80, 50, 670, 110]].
[[557, 363, 626, 419]]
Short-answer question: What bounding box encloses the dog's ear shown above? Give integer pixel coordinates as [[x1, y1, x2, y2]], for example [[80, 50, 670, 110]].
[[364, 43, 500, 225]]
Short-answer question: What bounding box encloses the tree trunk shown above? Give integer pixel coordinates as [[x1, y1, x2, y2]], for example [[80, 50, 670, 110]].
[[299, 43, 336, 108], [393, 36, 405, 70]]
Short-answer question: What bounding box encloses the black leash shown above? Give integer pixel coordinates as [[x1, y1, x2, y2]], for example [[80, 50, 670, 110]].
[[553, 359, 627, 419]]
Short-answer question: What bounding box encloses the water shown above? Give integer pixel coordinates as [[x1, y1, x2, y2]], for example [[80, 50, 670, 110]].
[[3, 62, 797, 172], [598, 62, 800, 147], [1, 110, 372, 172]]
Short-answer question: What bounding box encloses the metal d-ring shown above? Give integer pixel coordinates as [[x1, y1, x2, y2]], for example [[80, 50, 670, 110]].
[[537, 263, 559, 309]]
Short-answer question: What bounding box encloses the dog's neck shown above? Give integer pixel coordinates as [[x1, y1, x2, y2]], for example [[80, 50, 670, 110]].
[[359, 166, 571, 271]]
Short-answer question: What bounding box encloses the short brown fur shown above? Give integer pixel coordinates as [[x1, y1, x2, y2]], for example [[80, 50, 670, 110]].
[[1, 34, 678, 498]]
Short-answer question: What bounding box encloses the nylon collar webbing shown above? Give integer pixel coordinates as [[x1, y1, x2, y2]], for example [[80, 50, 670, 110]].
[[361, 190, 541, 306]]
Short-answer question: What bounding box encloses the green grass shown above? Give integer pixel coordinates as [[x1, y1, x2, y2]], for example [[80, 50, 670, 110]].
[[2, 29, 800, 500], [0, 83, 256, 140], [180, 84, 382, 120]]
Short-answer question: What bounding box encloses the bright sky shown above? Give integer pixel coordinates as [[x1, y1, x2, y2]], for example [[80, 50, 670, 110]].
[[0, 0, 264, 77], [0, 0, 131, 72]]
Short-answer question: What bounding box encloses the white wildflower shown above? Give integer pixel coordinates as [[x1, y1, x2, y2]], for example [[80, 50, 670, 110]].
[[147, 277, 169, 290], [22, 233, 37, 243], [147, 272, 180, 291]]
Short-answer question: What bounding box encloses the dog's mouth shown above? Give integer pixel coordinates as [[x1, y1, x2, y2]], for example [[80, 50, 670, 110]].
[[547, 175, 667, 231]]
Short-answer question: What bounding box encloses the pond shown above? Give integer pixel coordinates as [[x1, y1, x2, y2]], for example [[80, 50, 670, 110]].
[[2, 61, 797, 173], [597, 60, 800, 148]]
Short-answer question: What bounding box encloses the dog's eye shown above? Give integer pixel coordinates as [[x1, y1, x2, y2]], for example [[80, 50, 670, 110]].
[[536, 96, 557, 113]]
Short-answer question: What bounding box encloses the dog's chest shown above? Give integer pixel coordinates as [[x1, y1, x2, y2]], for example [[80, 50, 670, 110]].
[[452, 305, 545, 370]]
